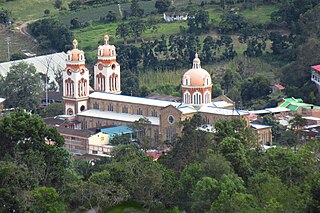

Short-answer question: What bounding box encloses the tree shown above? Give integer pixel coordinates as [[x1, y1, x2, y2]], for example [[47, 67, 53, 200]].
[[188, 9, 210, 35], [116, 23, 131, 44], [31, 187, 66, 213], [2, 62, 42, 111], [44, 9, 50, 16], [0, 110, 64, 159], [241, 74, 271, 104], [68, 0, 81, 11], [191, 177, 219, 213], [70, 17, 82, 29], [130, 0, 144, 17], [129, 20, 147, 43], [218, 13, 247, 34], [29, 19, 74, 51], [10, 53, 27, 61], [39, 102, 64, 118], [54, 0, 63, 10], [0, 8, 11, 23], [155, 0, 171, 13]]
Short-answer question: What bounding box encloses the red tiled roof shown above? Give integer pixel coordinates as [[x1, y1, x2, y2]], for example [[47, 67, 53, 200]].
[[146, 151, 162, 161], [311, 65, 320, 72], [274, 84, 285, 90]]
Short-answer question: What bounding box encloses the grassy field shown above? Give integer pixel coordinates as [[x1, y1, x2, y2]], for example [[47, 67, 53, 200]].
[[242, 5, 277, 24], [0, 29, 42, 62], [0, 0, 73, 24], [57, 0, 157, 26]]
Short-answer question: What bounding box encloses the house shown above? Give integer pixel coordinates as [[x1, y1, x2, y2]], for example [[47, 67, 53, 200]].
[[250, 123, 273, 145], [278, 97, 320, 115], [163, 12, 188, 22]]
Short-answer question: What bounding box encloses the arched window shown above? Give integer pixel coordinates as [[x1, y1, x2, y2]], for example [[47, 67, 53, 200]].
[[107, 103, 113, 111], [204, 91, 211, 104], [99, 49, 103, 56], [184, 91, 191, 104], [67, 54, 72, 61], [96, 73, 105, 91], [65, 78, 74, 97], [193, 92, 202, 105]]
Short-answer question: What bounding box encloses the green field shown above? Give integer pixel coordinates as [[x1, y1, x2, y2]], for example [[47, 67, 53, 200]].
[[242, 5, 277, 24], [57, 0, 157, 26], [0, 0, 73, 24]]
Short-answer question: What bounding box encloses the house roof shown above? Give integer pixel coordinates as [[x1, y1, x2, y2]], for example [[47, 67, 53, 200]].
[[89, 92, 180, 108], [101, 126, 134, 135], [274, 84, 285, 90], [198, 105, 249, 116], [0, 98, 5, 103], [311, 65, 320, 72], [77, 109, 160, 125], [146, 93, 181, 102], [176, 105, 197, 114], [250, 123, 272, 130], [57, 126, 94, 138], [0, 52, 66, 89], [212, 100, 234, 108]]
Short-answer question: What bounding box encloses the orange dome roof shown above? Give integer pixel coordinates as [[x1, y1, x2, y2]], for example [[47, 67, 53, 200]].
[[67, 39, 85, 62], [98, 35, 116, 57], [182, 54, 211, 87]]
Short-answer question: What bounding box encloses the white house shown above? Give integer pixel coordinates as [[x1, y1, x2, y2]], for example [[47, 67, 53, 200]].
[[163, 12, 188, 22]]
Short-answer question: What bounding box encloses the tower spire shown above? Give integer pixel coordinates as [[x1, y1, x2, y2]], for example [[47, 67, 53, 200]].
[[73, 39, 78, 49]]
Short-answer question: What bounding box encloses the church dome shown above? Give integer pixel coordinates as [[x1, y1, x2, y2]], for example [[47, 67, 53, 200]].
[[182, 53, 211, 87], [67, 39, 85, 62], [97, 35, 116, 57]]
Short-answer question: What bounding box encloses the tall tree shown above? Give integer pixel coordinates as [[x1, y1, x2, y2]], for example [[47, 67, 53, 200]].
[[2, 62, 42, 111], [130, 0, 144, 17], [155, 0, 171, 13]]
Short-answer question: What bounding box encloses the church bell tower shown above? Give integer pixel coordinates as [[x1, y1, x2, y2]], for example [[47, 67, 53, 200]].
[[94, 35, 121, 94], [63, 39, 90, 115]]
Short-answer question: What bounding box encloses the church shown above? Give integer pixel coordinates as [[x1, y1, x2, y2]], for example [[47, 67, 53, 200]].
[[62, 35, 250, 143]]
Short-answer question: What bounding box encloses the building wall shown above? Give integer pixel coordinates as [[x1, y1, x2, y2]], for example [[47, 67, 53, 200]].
[[89, 132, 110, 146], [61, 134, 89, 154], [199, 112, 250, 127], [89, 97, 162, 117], [77, 115, 160, 142], [253, 128, 272, 145]]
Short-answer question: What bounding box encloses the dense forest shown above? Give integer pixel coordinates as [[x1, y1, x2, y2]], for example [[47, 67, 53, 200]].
[[0, 111, 319, 212]]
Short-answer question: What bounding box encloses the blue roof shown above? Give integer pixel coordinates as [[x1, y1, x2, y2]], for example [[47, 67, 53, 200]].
[[101, 126, 134, 136]]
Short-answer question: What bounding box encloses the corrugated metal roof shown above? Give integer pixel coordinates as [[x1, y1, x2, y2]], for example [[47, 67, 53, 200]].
[[0, 52, 66, 89], [101, 126, 133, 135], [198, 105, 249, 116], [89, 92, 181, 108], [250, 123, 272, 130], [77, 109, 160, 125]]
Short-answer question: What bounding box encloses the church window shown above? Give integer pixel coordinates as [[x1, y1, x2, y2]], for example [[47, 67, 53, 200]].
[[137, 108, 143, 115], [99, 49, 103, 56], [122, 106, 128, 113], [65, 78, 74, 97], [107, 103, 113, 111], [168, 115, 174, 124], [151, 110, 158, 117], [184, 91, 191, 104], [67, 54, 72, 61], [193, 92, 202, 105], [93, 102, 99, 109], [204, 91, 211, 104], [67, 108, 73, 115], [80, 105, 85, 111], [165, 127, 176, 142]]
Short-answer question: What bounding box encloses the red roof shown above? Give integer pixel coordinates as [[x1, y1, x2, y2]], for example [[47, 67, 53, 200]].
[[274, 84, 285, 90], [311, 65, 320, 72], [146, 151, 162, 161]]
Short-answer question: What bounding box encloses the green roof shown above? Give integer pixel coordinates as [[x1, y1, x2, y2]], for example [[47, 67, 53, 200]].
[[279, 97, 320, 111]]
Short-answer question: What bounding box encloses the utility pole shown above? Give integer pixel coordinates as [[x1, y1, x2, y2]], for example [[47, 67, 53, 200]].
[[6, 37, 10, 61]]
